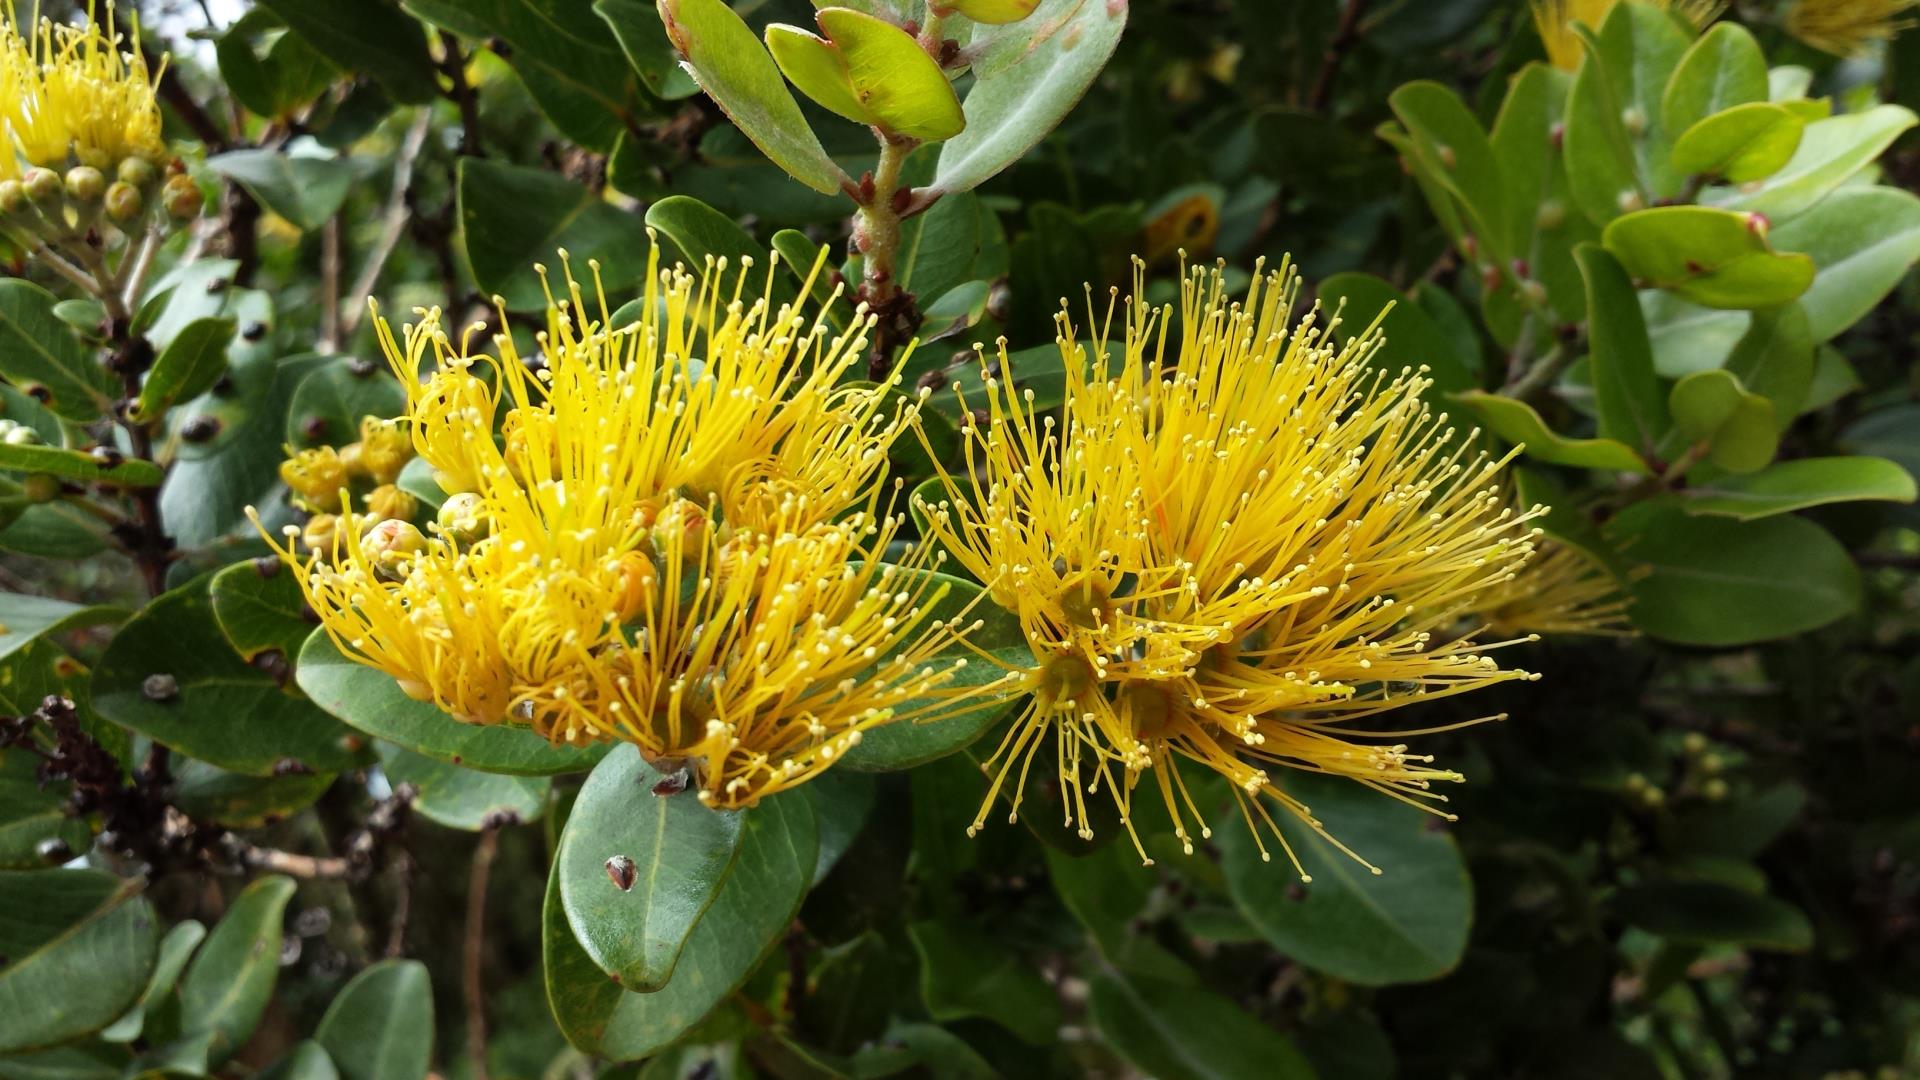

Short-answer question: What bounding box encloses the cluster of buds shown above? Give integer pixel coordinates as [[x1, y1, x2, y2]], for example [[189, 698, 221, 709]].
[[0, 155, 199, 248], [280, 415, 419, 556]]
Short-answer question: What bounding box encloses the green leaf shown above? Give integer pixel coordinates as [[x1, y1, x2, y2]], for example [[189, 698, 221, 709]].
[[1643, 291, 1749, 377], [101, 919, 206, 1043], [1602, 207, 1814, 310], [657, 0, 850, 196], [1219, 770, 1473, 986], [819, 8, 964, 142], [642, 197, 782, 310], [1389, 81, 1512, 260], [0, 593, 124, 665], [170, 758, 334, 828], [210, 559, 315, 664], [1578, 244, 1670, 453], [458, 158, 653, 312], [0, 441, 163, 488], [255, 0, 437, 104], [1681, 456, 1917, 520], [0, 748, 91, 871], [0, 383, 65, 446], [1670, 103, 1804, 183], [1660, 22, 1768, 136], [296, 631, 609, 776], [377, 743, 549, 830], [93, 578, 366, 777], [1489, 63, 1597, 326], [556, 744, 743, 991], [0, 870, 159, 1053], [1046, 842, 1190, 982], [907, 921, 1061, 1044], [767, 23, 872, 126], [394, 456, 447, 511], [930, 0, 1126, 194], [1666, 369, 1777, 473], [314, 960, 433, 1080], [1710, 307, 1809, 437], [1088, 967, 1316, 1080], [546, 789, 817, 1060], [131, 318, 235, 423], [1722, 105, 1918, 222], [770, 229, 856, 333], [178, 875, 295, 1064], [216, 10, 338, 120], [208, 147, 358, 233], [896, 190, 1008, 306], [1841, 404, 1920, 483], [840, 566, 1025, 771], [1320, 271, 1476, 399], [257, 1041, 341, 1080], [805, 770, 874, 886], [1451, 391, 1650, 474], [405, 0, 653, 151], [1612, 881, 1813, 952], [1562, 1, 1691, 224], [594, 0, 699, 101], [0, 280, 113, 422], [1606, 500, 1860, 645], [285, 360, 408, 450], [1770, 186, 1920, 343]]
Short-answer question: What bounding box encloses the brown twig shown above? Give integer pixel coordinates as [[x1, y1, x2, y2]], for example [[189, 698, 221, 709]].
[[462, 828, 500, 1080], [340, 109, 434, 338], [319, 216, 343, 352], [440, 31, 485, 158], [233, 841, 357, 880], [1308, 0, 1370, 112]]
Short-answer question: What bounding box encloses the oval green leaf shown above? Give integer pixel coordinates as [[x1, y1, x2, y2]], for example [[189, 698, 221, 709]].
[[817, 8, 963, 142], [1602, 206, 1814, 310], [1670, 102, 1804, 183], [1452, 390, 1651, 474], [314, 959, 433, 1080], [1681, 456, 1917, 521], [0, 869, 159, 1053], [178, 875, 295, 1063]]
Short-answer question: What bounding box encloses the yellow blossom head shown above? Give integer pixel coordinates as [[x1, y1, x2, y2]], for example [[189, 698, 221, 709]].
[[919, 258, 1547, 874], [1465, 541, 1635, 638], [257, 247, 987, 807], [1786, 0, 1917, 57], [1530, 0, 1723, 69], [0, 3, 168, 174]]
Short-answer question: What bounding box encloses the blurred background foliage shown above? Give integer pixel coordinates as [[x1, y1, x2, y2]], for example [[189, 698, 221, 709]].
[[3, 0, 1920, 1078]]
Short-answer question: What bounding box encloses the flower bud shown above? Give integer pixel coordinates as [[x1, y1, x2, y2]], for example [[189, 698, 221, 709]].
[[21, 473, 60, 503], [651, 497, 708, 551], [116, 156, 157, 188], [1534, 200, 1565, 231], [362, 519, 428, 583], [436, 492, 492, 545], [162, 174, 203, 219], [337, 440, 368, 479], [22, 167, 61, 204], [280, 446, 349, 512], [0, 181, 24, 214], [104, 181, 142, 223], [357, 416, 413, 483], [301, 512, 341, 555], [64, 166, 105, 202], [365, 483, 418, 523], [1702, 778, 1728, 802], [612, 550, 658, 623], [1621, 106, 1647, 138], [1616, 189, 1645, 214], [3, 424, 41, 446]]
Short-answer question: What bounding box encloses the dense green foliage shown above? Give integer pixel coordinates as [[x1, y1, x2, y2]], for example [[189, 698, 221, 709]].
[[2, 1, 1920, 1078]]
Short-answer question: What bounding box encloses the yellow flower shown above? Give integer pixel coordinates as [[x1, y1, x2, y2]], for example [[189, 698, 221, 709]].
[[256, 248, 989, 808], [0, 3, 167, 172], [1466, 542, 1634, 637], [919, 259, 1545, 873], [1530, 0, 1723, 70], [1787, 0, 1918, 56]]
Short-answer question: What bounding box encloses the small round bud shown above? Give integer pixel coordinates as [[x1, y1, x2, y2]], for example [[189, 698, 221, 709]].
[[162, 174, 204, 219], [104, 181, 141, 223], [365, 483, 417, 523], [362, 519, 428, 583], [0, 180, 24, 214], [21, 474, 59, 503], [64, 166, 105, 202], [1682, 732, 1708, 755], [22, 167, 61, 203], [337, 440, 368, 479], [436, 492, 492, 546], [1702, 778, 1728, 802], [1437, 144, 1457, 169], [357, 416, 413, 484], [1621, 105, 1647, 137], [3, 425, 41, 446], [651, 497, 708, 551], [1623, 772, 1648, 793], [116, 156, 157, 188], [1616, 189, 1645, 214], [612, 549, 658, 623], [1534, 200, 1565, 231], [301, 512, 341, 555], [1520, 279, 1549, 306], [279, 446, 349, 512]]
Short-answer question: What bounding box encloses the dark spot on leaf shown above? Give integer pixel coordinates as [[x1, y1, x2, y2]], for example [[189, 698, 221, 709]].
[[24, 384, 50, 403], [347, 357, 378, 377], [605, 854, 637, 891], [141, 673, 179, 702], [205, 276, 229, 293], [242, 321, 268, 341], [271, 755, 310, 776], [34, 836, 71, 862], [1286, 883, 1307, 901], [179, 415, 221, 443], [253, 555, 281, 577]]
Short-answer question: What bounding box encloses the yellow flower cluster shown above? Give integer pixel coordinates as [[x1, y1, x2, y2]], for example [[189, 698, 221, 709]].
[[0, 3, 165, 177], [280, 416, 420, 555], [1530, 0, 1723, 70], [1786, 0, 1917, 57], [258, 249, 988, 808], [918, 260, 1548, 873]]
